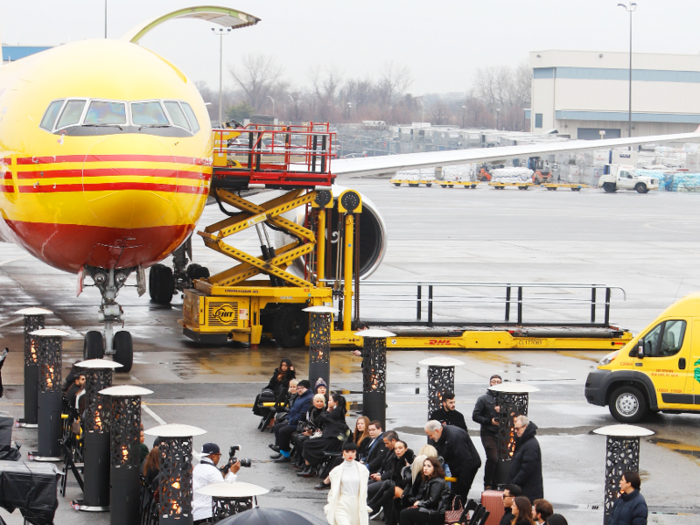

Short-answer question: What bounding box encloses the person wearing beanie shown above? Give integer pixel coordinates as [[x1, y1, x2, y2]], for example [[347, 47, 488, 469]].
[[270, 380, 313, 462], [315, 377, 328, 396]]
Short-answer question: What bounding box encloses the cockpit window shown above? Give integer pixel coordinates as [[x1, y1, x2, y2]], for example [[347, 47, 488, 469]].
[[84, 101, 127, 125], [181, 102, 200, 134], [40, 100, 64, 131], [131, 101, 169, 126], [56, 99, 87, 129], [164, 101, 190, 131]]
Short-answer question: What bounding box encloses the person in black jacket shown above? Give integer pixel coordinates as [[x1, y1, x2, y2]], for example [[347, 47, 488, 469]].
[[424, 420, 481, 503], [270, 380, 313, 462], [609, 471, 647, 525], [509, 415, 543, 502], [368, 439, 415, 524], [361, 420, 388, 474], [291, 393, 327, 467], [399, 457, 449, 525], [299, 392, 349, 476], [430, 392, 467, 430], [472, 374, 502, 489], [499, 484, 523, 525], [266, 358, 296, 397]]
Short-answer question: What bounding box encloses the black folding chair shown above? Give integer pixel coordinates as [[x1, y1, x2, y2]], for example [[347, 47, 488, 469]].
[[477, 510, 490, 525], [59, 435, 84, 496], [468, 506, 486, 525]]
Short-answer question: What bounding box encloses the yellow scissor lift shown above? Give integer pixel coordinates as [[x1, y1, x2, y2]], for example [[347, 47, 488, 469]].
[[181, 124, 633, 351], [181, 123, 365, 348]]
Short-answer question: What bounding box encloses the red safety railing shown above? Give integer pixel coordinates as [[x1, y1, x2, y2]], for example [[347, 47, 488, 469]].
[[212, 122, 336, 189]]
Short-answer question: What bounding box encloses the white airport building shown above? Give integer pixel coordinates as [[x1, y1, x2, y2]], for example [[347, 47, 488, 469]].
[[528, 50, 700, 139]]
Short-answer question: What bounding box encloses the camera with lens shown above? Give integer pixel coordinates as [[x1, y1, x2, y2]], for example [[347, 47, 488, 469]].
[[220, 445, 252, 473]]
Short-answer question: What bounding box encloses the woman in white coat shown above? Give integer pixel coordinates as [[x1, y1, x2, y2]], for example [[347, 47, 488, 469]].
[[325, 442, 372, 525]]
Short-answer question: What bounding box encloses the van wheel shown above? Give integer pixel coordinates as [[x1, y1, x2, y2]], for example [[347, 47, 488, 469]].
[[603, 182, 617, 193], [609, 386, 647, 423], [635, 183, 648, 194]]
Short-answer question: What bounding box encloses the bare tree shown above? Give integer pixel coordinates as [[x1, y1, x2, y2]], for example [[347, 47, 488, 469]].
[[429, 98, 452, 126], [377, 61, 413, 114], [228, 53, 284, 112]]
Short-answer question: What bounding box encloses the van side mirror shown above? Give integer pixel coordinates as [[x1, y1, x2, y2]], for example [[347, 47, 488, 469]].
[[637, 339, 645, 359]]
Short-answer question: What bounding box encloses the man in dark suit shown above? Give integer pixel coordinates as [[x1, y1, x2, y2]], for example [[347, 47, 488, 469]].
[[361, 420, 387, 474]]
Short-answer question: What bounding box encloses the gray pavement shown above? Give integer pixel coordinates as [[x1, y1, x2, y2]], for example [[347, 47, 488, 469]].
[[2, 180, 700, 524]]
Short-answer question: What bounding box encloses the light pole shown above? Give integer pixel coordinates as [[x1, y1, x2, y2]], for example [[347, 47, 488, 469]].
[[416, 98, 424, 124], [267, 95, 275, 116], [461, 105, 466, 129], [104, 0, 108, 38], [496, 108, 500, 130], [618, 2, 637, 138], [212, 27, 232, 126]]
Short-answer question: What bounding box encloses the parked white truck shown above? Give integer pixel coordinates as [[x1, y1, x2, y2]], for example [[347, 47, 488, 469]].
[[597, 164, 659, 193]]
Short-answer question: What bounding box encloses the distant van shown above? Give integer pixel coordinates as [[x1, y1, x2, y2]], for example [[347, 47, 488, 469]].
[[585, 293, 700, 422]]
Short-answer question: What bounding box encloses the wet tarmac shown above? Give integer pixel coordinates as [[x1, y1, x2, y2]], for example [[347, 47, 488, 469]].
[[2, 180, 700, 523]]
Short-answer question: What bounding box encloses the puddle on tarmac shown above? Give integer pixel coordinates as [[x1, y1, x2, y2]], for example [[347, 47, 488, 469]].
[[648, 437, 700, 465], [556, 350, 608, 363]]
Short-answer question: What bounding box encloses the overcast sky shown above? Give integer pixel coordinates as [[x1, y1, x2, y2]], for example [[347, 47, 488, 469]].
[[2, 1, 700, 95]]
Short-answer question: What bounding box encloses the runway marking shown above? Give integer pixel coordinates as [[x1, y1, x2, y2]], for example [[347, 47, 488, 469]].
[[142, 403, 167, 425], [0, 318, 22, 329], [0, 255, 29, 266]]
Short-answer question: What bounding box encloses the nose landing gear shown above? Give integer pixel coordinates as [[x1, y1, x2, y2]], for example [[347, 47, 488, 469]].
[[81, 266, 144, 372]]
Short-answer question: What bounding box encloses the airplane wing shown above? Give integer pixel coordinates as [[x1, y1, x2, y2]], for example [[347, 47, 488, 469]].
[[121, 5, 260, 44], [332, 128, 700, 177]]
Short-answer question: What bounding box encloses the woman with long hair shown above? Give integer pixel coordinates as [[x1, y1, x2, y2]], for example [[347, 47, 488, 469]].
[[398, 457, 448, 525], [316, 416, 372, 491], [266, 358, 296, 395], [354, 416, 371, 458], [511, 496, 536, 525], [142, 445, 160, 495], [300, 392, 348, 476]]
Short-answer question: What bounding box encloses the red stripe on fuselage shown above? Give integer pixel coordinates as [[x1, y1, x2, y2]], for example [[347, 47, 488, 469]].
[[15, 168, 211, 181], [16, 154, 210, 165], [17, 182, 209, 194], [1, 158, 10, 165], [4, 220, 194, 272]]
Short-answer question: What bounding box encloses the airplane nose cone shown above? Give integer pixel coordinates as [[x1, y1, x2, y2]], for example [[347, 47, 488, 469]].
[[83, 135, 177, 228]]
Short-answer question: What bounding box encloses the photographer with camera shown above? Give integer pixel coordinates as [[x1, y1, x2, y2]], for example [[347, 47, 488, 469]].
[[193, 443, 241, 524]]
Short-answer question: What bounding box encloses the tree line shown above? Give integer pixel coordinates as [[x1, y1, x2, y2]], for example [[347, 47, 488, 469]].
[[196, 54, 532, 131]]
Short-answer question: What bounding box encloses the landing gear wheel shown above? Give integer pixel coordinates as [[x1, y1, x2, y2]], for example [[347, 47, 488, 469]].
[[187, 264, 210, 281], [603, 182, 617, 193], [272, 306, 309, 348], [113, 331, 133, 373], [635, 183, 648, 194], [609, 386, 647, 423], [84, 331, 104, 360], [149, 264, 174, 305]]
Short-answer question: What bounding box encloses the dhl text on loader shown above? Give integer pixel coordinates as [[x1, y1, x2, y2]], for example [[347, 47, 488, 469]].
[[180, 123, 633, 351]]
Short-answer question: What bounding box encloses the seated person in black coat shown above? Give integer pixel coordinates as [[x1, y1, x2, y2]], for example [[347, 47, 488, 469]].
[[399, 457, 449, 525], [361, 420, 388, 474], [298, 392, 348, 476], [289, 393, 326, 466], [368, 439, 416, 524]]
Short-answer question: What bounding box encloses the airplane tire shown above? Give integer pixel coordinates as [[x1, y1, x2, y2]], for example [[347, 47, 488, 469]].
[[84, 331, 104, 360], [113, 331, 133, 373], [635, 183, 648, 194], [603, 182, 617, 193], [187, 264, 210, 281], [150, 264, 174, 305], [272, 306, 308, 348]]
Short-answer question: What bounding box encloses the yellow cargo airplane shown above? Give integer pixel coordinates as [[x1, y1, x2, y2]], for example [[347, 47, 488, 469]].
[[0, 7, 260, 370], [2, 6, 699, 371]]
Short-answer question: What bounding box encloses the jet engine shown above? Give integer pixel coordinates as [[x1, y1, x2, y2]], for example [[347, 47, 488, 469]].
[[281, 185, 387, 280]]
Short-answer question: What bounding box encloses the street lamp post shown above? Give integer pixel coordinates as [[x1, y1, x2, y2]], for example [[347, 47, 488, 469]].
[[496, 108, 501, 131], [267, 95, 275, 117], [461, 105, 466, 129], [212, 28, 232, 127], [16, 307, 52, 428], [618, 2, 637, 138], [417, 98, 424, 124]]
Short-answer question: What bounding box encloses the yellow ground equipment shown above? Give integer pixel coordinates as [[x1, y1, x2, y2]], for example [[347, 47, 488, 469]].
[[489, 181, 533, 190], [543, 183, 585, 191]]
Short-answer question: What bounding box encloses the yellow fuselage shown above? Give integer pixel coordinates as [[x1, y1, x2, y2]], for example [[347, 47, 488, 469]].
[[0, 39, 213, 272]]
